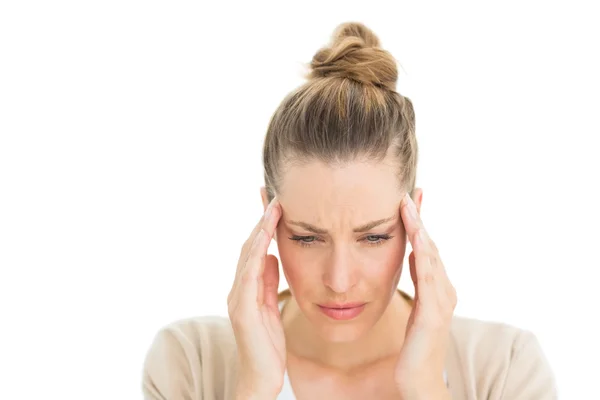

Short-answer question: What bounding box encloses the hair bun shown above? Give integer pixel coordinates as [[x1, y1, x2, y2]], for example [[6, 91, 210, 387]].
[[308, 22, 398, 91]]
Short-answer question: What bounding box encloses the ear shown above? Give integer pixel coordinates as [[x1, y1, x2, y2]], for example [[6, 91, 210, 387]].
[[412, 187, 424, 215]]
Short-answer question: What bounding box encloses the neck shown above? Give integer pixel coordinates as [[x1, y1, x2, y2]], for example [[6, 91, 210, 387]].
[[282, 290, 412, 372]]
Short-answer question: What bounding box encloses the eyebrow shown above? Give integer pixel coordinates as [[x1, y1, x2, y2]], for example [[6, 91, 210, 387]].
[[287, 215, 397, 234]]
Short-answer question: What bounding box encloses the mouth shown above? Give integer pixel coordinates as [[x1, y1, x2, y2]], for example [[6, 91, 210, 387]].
[[317, 303, 367, 320]]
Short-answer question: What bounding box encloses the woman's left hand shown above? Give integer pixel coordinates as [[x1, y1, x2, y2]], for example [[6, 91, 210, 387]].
[[394, 194, 457, 400]]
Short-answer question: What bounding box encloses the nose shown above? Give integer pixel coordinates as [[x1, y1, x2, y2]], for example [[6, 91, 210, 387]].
[[322, 243, 358, 293]]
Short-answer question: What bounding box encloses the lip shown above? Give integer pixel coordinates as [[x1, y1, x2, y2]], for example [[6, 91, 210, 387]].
[[319, 301, 365, 309], [317, 303, 367, 320]]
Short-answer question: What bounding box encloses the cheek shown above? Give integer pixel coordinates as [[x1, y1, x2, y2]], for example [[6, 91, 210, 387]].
[[366, 240, 406, 282], [363, 235, 408, 291]]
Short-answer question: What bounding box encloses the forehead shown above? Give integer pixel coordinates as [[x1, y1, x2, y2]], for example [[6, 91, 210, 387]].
[[278, 158, 404, 217]]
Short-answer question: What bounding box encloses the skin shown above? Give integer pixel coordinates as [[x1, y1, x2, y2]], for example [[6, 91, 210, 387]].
[[258, 155, 456, 399], [263, 158, 415, 362], [228, 152, 456, 399]]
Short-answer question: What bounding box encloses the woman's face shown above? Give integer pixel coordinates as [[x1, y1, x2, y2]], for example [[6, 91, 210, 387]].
[[266, 157, 421, 343]]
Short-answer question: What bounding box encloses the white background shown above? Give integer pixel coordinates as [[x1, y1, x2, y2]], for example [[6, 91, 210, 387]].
[[1, 1, 598, 398]]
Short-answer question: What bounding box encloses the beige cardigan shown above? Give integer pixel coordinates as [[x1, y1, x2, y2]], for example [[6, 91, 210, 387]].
[[142, 293, 557, 399]]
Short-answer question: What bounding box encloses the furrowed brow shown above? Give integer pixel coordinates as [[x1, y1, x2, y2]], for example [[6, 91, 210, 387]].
[[287, 215, 396, 234]]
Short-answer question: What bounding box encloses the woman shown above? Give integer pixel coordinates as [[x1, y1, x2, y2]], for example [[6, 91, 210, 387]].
[[143, 22, 556, 399]]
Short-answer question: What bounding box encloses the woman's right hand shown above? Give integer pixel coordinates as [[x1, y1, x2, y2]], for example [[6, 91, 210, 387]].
[[227, 198, 286, 399]]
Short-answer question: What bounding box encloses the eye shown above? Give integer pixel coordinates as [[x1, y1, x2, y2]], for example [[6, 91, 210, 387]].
[[288, 235, 320, 248], [363, 234, 393, 246]]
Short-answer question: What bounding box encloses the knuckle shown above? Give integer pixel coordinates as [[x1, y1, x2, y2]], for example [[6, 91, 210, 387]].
[[227, 290, 238, 308], [241, 240, 251, 256], [229, 313, 242, 329], [414, 227, 424, 242], [240, 270, 253, 285], [227, 285, 239, 302], [420, 270, 436, 283], [249, 248, 265, 264], [227, 301, 237, 319], [449, 286, 458, 306]]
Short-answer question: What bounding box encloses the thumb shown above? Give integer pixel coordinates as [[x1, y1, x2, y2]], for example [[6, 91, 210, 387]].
[[263, 254, 280, 313]]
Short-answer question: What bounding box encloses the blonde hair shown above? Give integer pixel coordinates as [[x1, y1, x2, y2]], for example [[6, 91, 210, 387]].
[[262, 22, 418, 201]]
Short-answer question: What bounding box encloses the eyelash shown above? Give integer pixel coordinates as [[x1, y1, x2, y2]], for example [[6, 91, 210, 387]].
[[288, 234, 394, 248]]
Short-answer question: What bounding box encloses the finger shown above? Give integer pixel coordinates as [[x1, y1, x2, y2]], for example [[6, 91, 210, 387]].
[[235, 198, 280, 279], [401, 195, 456, 318], [400, 194, 443, 275], [237, 228, 269, 305], [243, 200, 281, 270], [415, 244, 456, 319], [241, 197, 279, 259], [240, 201, 282, 304], [409, 251, 417, 288], [230, 198, 280, 301], [433, 255, 457, 309], [409, 249, 451, 331], [409, 247, 436, 303], [262, 254, 280, 311], [408, 250, 420, 305], [400, 193, 428, 252]]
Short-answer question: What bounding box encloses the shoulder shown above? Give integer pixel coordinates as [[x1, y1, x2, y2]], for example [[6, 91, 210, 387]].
[[142, 316, 238, 400], [450, 314, 526, 353], [449, 315, 557, 399]]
